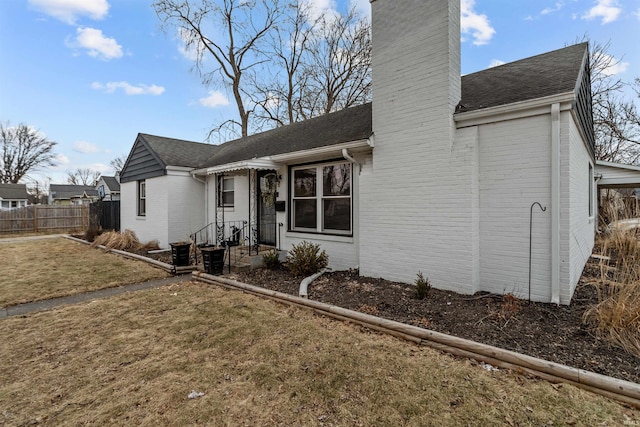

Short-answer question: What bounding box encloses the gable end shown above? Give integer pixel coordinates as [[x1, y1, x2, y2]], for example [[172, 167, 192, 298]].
[[573, 47, 595, 159], [120, 137, 166, 183]]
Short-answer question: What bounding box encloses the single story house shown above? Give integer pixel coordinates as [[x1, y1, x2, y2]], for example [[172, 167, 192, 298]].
[[96, 175, 121, 201], [121, 0, 598, 304], [49, 184, 100, 206], [0, 183, 29, 210]]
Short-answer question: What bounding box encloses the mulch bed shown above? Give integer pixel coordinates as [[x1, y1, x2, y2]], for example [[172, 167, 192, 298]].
[[230, 263, 640, 385]]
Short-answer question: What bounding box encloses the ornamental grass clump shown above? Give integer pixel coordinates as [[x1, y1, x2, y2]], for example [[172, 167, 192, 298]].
[[585, 226, 640, 357], [286, 241, 328, 276], [581, 197, 640, 357], [91, 229, 160, 253]]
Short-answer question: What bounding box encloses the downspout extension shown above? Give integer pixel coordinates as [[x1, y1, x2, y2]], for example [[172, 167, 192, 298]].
[[299, 268, 332, 298]]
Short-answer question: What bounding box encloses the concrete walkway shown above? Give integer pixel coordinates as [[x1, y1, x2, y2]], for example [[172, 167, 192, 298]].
[[0, 275, 191, 319]]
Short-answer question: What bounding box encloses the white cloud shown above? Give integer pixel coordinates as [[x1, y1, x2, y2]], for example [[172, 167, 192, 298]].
[[488, 59, 506, 68], [199, 91, 230, 108], [177, 28, 201, 61], [582, 0, 621, 24], [461, 0, 495, 46], [599, 54, 629, 76], [91, 81, 166, 95], [67, 27, 123, 60], [635, 8, 640, 20], [28, 0, 109, 24], [55, 154, 70, 167], [73, 141, 99, 154], [541, 2, 564, 15], [303, 0, 339, 22]]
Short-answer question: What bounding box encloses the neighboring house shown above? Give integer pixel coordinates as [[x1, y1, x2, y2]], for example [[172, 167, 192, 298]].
[[49, 184, 100, 206], [0, 183, 29, 210], [96, 175, 121, 201], [121, 0, 598, 304]]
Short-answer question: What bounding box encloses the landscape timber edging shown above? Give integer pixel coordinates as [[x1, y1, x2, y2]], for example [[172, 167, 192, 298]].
[[63, 235, 196, 274], [192, 270, 640, 408]]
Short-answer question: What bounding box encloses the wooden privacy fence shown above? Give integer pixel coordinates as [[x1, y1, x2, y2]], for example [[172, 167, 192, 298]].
[[0, 205, 89, 234]]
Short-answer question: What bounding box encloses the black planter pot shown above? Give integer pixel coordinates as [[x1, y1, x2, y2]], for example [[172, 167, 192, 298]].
[[201, 247, 225, 275], [170, 242, 191, 266]]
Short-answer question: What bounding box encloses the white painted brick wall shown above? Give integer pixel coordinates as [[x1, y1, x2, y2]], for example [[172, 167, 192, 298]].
[[121, 173, 205, 248], [166, 170, 206, 244], [561, 113, 595, 304], [360, 0, 476, 292], [477, 115, 552, 301], [121, 177, 169, 247]]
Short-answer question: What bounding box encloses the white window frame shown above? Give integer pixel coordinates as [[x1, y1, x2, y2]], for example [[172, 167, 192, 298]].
[[218, 176, 235, 208], [290, 161, 352, 235], [137, 180, 146, 217]]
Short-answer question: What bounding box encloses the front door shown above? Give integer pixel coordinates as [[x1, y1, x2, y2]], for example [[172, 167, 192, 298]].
[[257, 170, 277, 246]]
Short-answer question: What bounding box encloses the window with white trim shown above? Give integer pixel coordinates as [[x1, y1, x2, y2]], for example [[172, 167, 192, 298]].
[[291, 161, 352, 234], [218, 176, 234, 207], [137, 180, 146, 216]]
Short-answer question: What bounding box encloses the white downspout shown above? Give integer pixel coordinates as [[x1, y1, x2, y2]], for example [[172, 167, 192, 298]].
[[191, 173, 208, 227], [551, 103, 561, 305], [342, 149, 361, 174]]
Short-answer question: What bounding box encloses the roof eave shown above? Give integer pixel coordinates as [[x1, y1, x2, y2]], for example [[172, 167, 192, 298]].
[[197, 139, 372, 176], [455, 92, 575, 128]]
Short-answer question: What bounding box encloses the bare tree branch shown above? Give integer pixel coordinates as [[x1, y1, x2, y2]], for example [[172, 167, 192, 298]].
[[154, 0, 282, 137], [0, 122, 57, 184], [67, 168, 101, 186]]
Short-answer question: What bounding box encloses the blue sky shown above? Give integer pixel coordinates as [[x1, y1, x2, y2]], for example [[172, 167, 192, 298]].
[[1, 0, 639, 185]]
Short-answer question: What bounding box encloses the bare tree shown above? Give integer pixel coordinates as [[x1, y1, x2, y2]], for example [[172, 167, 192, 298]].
[[109, 155, 126, 172], [67, 168, 101, 186], [0, 122, 57, 184], [251, 1, 317, 128], [584, 39, 640, 164], [154, 0, 281, 138], [298, 9, 371, 119]]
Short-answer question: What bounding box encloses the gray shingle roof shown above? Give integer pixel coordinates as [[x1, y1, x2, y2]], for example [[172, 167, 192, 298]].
[[0, 183, 29, 200], [458, 43, 588, 113], [202, 102, 372, 168], [50, 184, 99, 199], [101, 176, 121, 192], [137, 134, 219, 169], [131, 43, 588, 169]]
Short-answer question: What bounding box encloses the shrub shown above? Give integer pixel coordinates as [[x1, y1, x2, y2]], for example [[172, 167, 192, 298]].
[[286, 241, 328, 276], [414, 271, 431, 299], [261, 249, 282, 270]]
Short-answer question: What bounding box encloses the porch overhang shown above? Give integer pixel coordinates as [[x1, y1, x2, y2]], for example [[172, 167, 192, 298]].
[[199, 159, 281, 176], [595, 160, 640, 188]]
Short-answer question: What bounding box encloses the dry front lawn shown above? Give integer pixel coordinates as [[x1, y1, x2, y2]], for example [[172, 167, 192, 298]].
[[0, 281, 636, 426], [0, 238, 168, 306]]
